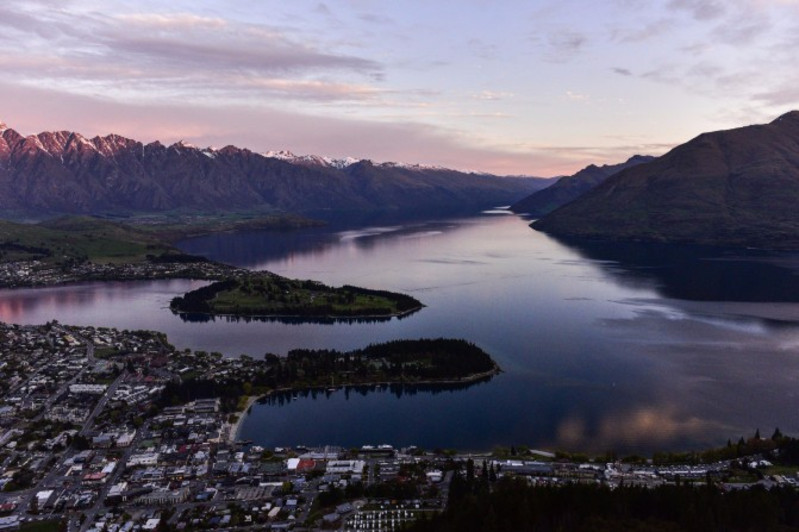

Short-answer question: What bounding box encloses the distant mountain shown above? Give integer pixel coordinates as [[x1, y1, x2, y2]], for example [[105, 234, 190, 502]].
[[0, 121, 547, 220], [533, 111, 799, 249], [510, 155, 654, 216], [263, 150, 361, 170]]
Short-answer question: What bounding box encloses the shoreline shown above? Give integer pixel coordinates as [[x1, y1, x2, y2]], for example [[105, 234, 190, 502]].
[[228, 395, 260, 443], [173, 304, 424, 322], [228, 363, 501, 444]]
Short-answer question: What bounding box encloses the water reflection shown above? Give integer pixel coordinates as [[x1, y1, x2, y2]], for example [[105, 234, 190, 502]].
[[174, 311, 418, 324], [554, 405, 727, 452], [178, 220, 461, 271], [0, 280, 203, 323], [258, 378, 495, 407], [550, 236, 799, 302]]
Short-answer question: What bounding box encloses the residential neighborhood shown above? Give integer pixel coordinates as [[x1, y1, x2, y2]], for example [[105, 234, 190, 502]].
[[0, 260, 236, 289], [0, 321, 797, 531]]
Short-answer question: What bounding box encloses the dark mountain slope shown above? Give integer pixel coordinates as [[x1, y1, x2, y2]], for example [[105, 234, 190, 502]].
[[533, 112, 799, 249], [0, 122, 543, 220], [511, 155, 654, 216]]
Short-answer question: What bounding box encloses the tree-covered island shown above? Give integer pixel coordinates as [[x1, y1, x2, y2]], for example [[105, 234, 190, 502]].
[[169, 272, 424, 319]]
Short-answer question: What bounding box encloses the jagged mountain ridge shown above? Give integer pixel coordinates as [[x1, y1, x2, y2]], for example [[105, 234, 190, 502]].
[[510, 155, 655, 216], [533, 111, 799, 249], [0, 122, 543, 219]]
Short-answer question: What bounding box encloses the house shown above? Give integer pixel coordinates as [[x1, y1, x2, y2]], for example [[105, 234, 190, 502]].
[[142, 518, 160, 531], [0, 515, 20, 531], [323, 512, 341, 525]]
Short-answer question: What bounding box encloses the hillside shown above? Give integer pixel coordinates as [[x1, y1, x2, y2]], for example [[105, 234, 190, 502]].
[[533, 112, 799, 249], [0, 122, 544, 220], [511, 155, 654, 216]]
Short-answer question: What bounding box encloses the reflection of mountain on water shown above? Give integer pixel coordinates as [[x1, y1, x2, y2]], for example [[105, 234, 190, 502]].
[[258, 378, 494, 406], [174, 309, 419, 324], [551, 236, 799, 302], [176, 216, 463, 269]]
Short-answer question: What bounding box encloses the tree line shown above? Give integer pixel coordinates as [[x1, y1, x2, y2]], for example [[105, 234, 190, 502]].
[[409, 460, 799, 532]]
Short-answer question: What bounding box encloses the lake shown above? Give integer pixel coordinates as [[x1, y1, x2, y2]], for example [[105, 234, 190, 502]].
[[3, 212, 799, 453]]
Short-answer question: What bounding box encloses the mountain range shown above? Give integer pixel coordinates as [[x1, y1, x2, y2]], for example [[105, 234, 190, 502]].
[[0, 121, 546, 220], [533, 111, 799, 249], [510, 155, 654, 216]]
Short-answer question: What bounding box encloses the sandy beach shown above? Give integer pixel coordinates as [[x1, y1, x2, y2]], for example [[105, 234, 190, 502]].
[[227, 395, 260, 443]]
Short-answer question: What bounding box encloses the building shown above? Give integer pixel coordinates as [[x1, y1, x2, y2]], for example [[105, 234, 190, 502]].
[[326, 460, 366, 475]]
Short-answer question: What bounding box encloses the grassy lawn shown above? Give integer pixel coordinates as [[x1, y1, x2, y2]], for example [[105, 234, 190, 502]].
[[212, 286, 402, 315]]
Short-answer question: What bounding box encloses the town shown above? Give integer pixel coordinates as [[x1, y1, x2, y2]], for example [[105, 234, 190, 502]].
[[0, 259, 236, 289], [0, 321, 796, 532]]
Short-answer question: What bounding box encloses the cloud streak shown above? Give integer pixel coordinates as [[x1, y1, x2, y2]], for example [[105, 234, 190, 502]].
[[0, 3, 384, 105], [535, 30, 589, 63]]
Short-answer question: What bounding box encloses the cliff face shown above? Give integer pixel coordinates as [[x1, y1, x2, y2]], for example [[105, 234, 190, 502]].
[[533, 112, 799, 249], [0, 124, 540, 219]]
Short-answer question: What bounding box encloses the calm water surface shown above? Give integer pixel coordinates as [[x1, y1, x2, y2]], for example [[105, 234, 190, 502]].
[[3, 213, 799, 453]]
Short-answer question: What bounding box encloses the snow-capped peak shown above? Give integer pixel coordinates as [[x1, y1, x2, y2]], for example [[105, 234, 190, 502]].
[[264, 149, 463, 172], [377, 161, 447, 171], [173, 140, 197, 149], [264, 150, 361, 169], [264, 149, 296, 159]]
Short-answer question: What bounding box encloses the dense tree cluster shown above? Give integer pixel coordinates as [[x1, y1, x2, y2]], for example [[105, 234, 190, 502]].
[[285, 338, 496, 382], [410, 466, 799, 532], [654, 428, 792, 465], [169, 279, 238, 313]]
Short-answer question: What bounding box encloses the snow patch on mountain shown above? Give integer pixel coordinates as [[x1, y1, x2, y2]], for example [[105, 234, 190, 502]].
[[264, 150, 453, 172], [264, 150, 360, 169]]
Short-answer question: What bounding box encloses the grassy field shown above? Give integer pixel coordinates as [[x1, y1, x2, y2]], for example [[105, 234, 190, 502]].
[[0, 216, 177, 264], [212, 279, 403, 315], [121, 210, 322, 241], [0, 211, 321, 266]]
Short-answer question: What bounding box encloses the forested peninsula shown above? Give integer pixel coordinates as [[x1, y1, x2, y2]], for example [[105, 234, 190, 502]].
[[159, 338, 501, 412]]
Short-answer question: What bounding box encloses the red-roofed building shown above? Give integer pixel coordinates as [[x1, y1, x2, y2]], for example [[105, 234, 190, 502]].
[[297, 459, 316, 472]]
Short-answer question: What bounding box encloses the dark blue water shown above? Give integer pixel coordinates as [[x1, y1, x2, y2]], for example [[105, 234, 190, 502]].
[[4, 212, 799, 453]]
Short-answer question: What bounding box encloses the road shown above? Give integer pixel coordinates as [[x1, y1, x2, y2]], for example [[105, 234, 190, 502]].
[[78, 372, 125, 438], [13, 329, 101, 517], [78, 420, 149, 532]]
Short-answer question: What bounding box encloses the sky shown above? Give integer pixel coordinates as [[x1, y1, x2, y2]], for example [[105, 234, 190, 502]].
[[1, 0, 798, 176]]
